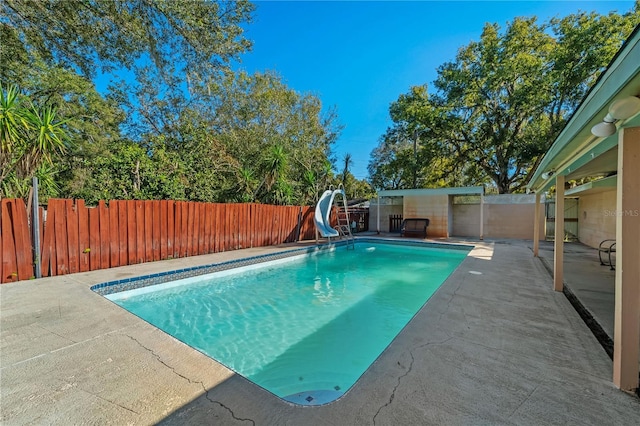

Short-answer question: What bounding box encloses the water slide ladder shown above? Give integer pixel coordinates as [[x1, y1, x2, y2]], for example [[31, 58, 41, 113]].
[[334, 187, 355, 249], [314, 185, 355, 249]]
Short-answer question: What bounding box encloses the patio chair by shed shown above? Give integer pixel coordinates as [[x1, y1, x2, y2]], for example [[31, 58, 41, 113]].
[[400, 218, 429, 238]]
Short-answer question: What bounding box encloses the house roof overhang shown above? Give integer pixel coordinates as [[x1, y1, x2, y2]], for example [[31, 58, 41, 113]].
[[527, 26, 640, 194]]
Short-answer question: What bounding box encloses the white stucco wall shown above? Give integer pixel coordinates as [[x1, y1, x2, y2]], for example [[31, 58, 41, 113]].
[[368, 199, 403, 233], [577, 190, 617, 248], [452, 195, 544, 240], [404, 194, 449, 237]]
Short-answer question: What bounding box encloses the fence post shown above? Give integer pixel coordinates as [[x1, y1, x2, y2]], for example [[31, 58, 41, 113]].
[[32, 177, 42, 278], [295, 206, 302, 242]]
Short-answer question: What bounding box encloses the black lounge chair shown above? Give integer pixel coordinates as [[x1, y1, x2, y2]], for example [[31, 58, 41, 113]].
[[400, 218, 429, 238]]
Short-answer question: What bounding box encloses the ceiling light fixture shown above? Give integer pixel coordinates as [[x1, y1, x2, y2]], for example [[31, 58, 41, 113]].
[[591, 113, 617, 138], [609, 96, 640, 120], [541, 170, 555, 180], [590, 96, 640, 138]]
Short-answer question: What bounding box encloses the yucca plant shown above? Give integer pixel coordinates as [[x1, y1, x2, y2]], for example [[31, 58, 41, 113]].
[[15, 102, 68, 181], [0, 84, 68, 198], [0, 84, 22, 185]]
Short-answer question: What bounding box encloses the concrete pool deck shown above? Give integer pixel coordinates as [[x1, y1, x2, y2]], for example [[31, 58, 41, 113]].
[[1, 238, 639, 424]]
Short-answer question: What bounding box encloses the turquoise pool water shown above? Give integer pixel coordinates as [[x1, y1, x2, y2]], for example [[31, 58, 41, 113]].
[[108, 241, 469, 405]]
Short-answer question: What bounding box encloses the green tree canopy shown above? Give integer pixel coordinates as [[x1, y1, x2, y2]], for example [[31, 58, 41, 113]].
[[370, 6, 640, 193], [65, 71, 342, 205], [1, 1, 355, 205], [1, 0, 255, 202], [1, 0, 253, 83]]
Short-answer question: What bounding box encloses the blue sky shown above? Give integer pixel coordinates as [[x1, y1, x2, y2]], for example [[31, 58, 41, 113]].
[[233, 0, 636, 180]]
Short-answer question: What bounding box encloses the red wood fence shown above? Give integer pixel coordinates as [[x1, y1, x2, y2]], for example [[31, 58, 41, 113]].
[[1, 198, 317, 283]]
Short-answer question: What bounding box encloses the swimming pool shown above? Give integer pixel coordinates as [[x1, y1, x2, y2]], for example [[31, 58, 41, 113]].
[[100, 239, 470, 405]]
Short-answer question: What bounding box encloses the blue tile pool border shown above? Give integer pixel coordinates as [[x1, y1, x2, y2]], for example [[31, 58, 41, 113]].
[[90, 237, 473, 296]]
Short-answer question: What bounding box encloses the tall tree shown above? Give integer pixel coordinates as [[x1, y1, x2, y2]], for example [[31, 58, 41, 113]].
[[88, 70, 340, 205], [1, 0, 254, 145], [1, 0, 255, 200], [1, 0, 253, 83], [340, 153, 352, 189], [2, 2, 345, 204], [207, 71, 341, 204], [371, 7, 640, 193]]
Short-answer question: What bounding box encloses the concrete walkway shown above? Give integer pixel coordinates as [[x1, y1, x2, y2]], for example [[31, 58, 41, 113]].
[[1, 238, 638, 425], [536, 241, 615, 348]]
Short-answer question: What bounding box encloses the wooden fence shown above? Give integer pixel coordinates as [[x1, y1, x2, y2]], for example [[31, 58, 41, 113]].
[[1, 198, 317, 283], [389, 214, 403, 233]]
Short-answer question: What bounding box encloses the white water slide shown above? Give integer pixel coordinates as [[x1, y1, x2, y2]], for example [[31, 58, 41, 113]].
[[314, 189, 344, 237]]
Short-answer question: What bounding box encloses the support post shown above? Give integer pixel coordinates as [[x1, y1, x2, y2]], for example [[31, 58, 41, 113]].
[[295, 206, 302, 242], [613, 127, 640, 391], [376, 195, 380, 234], [553, 174, 565, 292], [32, 177, 42, 278], [479, 192, 484, 240], [533, 192, 541, 257]]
